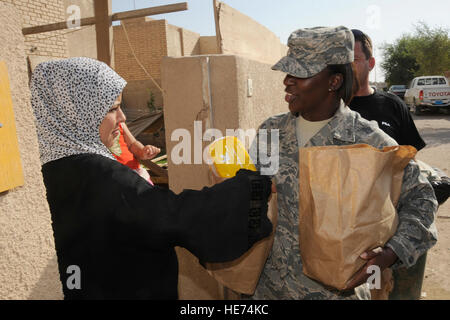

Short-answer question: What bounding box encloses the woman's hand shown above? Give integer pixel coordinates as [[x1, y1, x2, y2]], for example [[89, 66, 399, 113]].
[[343, 246, 398, 290]]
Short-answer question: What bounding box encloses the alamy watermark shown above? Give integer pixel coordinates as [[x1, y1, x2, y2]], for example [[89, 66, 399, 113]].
[[66, 265, 81, 290], [366, 4, 381, 30], [366, 265, 381, 290], [64, 263, 381, 291], [66, 5, 81, 30], [170, 121, 279, 176]]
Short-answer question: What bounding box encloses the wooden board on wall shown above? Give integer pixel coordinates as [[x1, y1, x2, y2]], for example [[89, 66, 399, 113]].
[[0, 61, 24, 192]]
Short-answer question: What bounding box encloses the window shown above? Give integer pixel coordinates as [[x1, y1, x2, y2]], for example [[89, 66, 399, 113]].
[[439, 78, 446, 85], [417, 79, 425, 85]]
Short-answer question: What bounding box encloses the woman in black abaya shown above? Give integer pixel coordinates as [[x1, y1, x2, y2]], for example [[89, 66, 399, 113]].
[[30, 57, 272, 300]]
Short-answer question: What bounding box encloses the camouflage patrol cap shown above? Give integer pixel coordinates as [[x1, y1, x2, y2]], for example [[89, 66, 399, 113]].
[[272, 26, 354, 78]]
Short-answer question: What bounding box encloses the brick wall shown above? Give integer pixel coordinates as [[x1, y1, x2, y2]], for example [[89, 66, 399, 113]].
[[0, 0, 68, 58], [113, 18, 207, 120], [113, 18, 168, 82], [113, 18, 203, 83]]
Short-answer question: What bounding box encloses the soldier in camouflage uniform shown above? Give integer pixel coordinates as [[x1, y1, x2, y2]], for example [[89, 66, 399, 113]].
[[247, 26, 438, 300]]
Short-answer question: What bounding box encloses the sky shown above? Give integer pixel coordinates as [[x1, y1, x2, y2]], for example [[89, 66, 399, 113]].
[[112, 0, 450, 82]]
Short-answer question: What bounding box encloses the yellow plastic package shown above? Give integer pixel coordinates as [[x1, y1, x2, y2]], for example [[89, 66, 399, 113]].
[[207, 136, 256, 178]]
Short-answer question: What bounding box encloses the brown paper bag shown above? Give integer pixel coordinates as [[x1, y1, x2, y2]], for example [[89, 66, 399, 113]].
[[370, 267, 394, 300], [298, 144, 416, 290], [205, 194, 278, 295]]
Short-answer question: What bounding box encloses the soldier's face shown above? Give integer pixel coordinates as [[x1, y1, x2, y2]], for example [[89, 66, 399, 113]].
[[283, 70, 332, 118]]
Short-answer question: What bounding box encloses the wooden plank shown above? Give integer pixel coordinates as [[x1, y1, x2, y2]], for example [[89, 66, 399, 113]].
[[22, 17, 96, 35], [22, 3, 188, 36], [151, 176, 169, 185], [94, 0, 112, 65], [151, 154, 167, 163], [141, 159, 168, 178], [0, 61, 24, 192], [112, 3, 188, 21]]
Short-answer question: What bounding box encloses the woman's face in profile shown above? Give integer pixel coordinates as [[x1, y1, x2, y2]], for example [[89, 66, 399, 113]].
[[99, 93, 126, 148], [283, 69, 331, 118]]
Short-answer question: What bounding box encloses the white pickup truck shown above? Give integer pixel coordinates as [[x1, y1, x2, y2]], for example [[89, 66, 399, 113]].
[[404, 76, 450, 115]]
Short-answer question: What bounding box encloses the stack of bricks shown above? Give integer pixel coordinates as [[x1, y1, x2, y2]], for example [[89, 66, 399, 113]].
[[1, 0, 68, 58], [113, 18, 168, 83]]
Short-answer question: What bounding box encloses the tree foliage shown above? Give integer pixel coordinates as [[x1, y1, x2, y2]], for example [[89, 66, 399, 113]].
[[381, 22, 450, 86]]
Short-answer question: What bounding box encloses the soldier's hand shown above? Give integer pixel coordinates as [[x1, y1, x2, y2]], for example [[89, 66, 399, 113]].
[[271, 181, 277, 194], [343, 246, 398, 290], [268, 179, 277, 201]]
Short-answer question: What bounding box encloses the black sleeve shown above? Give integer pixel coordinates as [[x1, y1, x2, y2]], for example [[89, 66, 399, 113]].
[[44, 155, 272, 264], [396, 98, 426, 150], [103, 160, 273, 263]]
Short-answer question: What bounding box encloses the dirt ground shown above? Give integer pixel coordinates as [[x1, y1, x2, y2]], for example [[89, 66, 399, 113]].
[[411, 112, 450, 300]]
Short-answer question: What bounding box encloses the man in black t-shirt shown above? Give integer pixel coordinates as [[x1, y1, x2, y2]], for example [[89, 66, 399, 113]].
[[348, 29, 433, 301], [349, 29, 426, 151]]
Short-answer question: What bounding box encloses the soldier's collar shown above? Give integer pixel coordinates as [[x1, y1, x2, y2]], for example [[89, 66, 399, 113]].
[[328, 100, 357, 143]]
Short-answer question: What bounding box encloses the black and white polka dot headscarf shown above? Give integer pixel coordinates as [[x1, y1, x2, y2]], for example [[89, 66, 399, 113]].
[[30, 57, 127, 165]]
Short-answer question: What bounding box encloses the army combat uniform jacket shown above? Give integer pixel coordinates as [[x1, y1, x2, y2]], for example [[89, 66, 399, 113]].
[[249, 101, 438, 300]]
